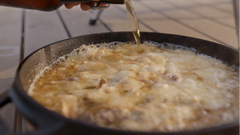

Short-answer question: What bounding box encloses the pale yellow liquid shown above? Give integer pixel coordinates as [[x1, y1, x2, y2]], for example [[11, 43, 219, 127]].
[[125, 0, 141, 45]]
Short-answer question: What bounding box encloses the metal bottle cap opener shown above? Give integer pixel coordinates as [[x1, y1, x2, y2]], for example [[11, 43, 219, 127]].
[[60, 0, 125, 10]]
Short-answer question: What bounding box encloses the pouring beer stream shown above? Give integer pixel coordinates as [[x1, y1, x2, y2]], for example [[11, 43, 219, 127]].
[[61, 0, 141, 44]]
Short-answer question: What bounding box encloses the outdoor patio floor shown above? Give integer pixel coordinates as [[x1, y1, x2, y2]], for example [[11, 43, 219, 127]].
[[0, 0, 238, 133]]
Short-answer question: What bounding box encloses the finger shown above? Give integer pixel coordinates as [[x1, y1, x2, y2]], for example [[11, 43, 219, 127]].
[[64, 3, 80, 9], [81, 2, 108, 11], [100, 3, 107, 7], [81, 3, 91, 11]]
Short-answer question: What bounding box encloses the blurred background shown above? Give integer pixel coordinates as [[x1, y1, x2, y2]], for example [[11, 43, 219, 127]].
[[0, 0, 238, 134]]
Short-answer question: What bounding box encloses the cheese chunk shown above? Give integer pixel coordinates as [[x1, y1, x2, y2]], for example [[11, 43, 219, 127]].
[[29, 43, 239, 132]]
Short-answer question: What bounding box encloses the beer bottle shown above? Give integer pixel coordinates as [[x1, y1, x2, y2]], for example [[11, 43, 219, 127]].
[[0, 0, 124, 11]]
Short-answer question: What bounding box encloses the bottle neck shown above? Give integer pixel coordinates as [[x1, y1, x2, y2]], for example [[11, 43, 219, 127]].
[[60, 0, 125, 4]]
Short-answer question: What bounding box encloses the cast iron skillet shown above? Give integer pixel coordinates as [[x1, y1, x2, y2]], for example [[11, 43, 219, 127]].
[[0, 32, 239, 135]]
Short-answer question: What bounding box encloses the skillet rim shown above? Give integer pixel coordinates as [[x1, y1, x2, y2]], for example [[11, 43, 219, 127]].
[[12, 32, 239, 134]]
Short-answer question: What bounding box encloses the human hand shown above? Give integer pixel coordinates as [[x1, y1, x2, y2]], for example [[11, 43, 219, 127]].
[[64, 1, 107, 11]]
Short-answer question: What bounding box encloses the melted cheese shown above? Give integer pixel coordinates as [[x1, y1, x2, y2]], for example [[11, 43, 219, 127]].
[[29, 43, 239, 132]]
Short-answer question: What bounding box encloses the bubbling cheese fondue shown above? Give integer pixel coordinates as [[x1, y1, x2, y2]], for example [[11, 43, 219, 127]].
[[28, 42, 239, 132]]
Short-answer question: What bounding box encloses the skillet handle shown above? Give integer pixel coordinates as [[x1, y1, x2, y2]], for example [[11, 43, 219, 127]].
[[0, 91, 11, 108], [0, 90, 64, 135], [0, 91, 12, 135]]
